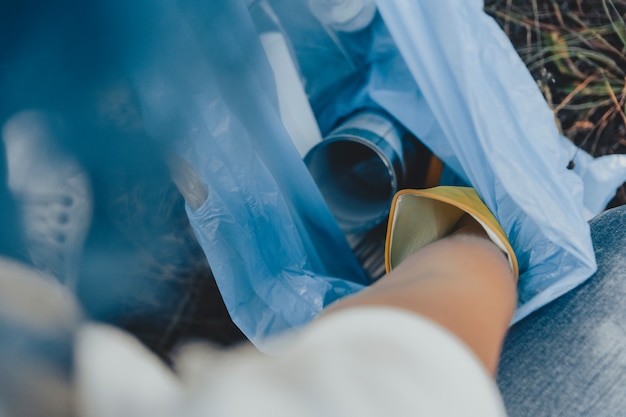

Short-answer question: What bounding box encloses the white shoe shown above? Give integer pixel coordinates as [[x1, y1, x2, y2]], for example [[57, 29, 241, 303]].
[[2, 110, 93, 289]]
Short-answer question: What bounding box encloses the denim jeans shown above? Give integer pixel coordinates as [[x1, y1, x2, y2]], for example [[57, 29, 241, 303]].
[[497, 204, 626, 416]]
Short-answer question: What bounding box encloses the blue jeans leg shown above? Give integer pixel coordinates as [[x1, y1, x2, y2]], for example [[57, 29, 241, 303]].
[[497, 204, 626, 416]]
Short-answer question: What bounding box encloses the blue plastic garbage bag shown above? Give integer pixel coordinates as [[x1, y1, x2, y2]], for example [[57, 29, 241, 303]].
[[260, 0, 604, 324], [136, 0, 604, 343], [558, 135, 626, 220], [2, 0, 613, 348], [370, 0, 597, 321], [275, 0, 602, 322], [126, 0, 368, 348], [22, 0, 613, 345]]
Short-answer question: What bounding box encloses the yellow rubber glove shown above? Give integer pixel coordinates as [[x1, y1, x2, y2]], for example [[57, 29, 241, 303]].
[[385, 186, 519, 282]]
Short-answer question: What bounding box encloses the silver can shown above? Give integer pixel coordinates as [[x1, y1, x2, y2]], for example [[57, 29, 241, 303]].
[[304, 109, 407, 234]]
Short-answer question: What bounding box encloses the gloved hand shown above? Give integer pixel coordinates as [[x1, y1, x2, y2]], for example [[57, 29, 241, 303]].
[[384, 186, 519, 282]]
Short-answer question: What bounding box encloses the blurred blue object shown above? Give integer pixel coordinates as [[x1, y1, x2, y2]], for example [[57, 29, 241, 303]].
[[127, 0, 368, 349]]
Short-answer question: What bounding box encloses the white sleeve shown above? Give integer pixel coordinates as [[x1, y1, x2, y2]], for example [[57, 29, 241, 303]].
[[181, 307, 508, 417]]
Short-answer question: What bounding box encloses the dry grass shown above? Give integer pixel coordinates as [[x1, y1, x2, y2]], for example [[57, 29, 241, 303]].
[[484, 0, 626, 206]]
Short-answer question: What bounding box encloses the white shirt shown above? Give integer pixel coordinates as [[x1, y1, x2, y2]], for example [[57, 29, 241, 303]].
[[77, 307, 507, 417]]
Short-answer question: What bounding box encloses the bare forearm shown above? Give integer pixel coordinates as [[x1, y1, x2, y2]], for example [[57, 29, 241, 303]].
[[324, 231, 517, 375]]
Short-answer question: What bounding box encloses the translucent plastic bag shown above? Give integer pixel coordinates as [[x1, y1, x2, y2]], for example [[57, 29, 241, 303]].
[[369, 0, 598, 321], [127, 0, 368, 349], [145, 0, 611, 344], [273, 0, 604, 323]]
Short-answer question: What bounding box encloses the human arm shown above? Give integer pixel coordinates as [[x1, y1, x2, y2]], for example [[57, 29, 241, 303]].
[[323, 213, 517, 375]]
